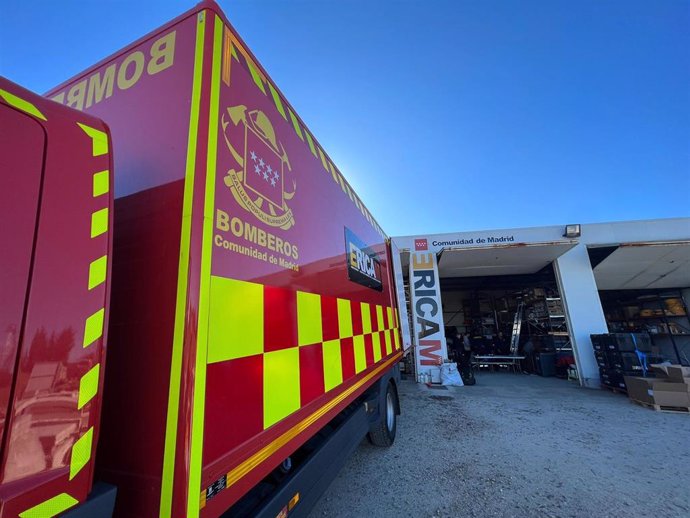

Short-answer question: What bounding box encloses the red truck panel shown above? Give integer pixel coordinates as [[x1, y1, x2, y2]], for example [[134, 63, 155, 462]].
[[0, 79, 112, 517], [46, 2, 401, 517], [0, 104, 44, 457]]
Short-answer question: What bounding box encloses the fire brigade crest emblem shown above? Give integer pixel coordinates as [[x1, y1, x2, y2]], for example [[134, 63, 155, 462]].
[[221, 105, 296, 229]]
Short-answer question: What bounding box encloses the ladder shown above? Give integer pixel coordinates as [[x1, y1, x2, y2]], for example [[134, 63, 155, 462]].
[[509, 302, 524, 355]]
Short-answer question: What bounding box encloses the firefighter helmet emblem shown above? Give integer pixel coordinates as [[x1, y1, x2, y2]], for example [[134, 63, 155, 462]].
[[221, 105, 296, 230]]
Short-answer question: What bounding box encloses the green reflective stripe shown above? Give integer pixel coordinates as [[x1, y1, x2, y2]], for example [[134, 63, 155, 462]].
[[19, 493, 78, 518], [90, 207, 108, 237], [317, 147, 329, 171], [69, 427, 94, 480], [93, 170, 109, 197], [78, 363, 100, 409], [287, 108, 304, 141], [186, 14, 222, 518], [246, 58, 266, 94], [327, 161, 339, 183], [88, 255, 107, 290], [159, 11, 206, 518], [77, 122, 108, 156], [0, 88, 47, 121], [304, 130, 317, 156], [267, 82, 287, 120], [83, 308, 104, 348], [345, 183, 354, 201]]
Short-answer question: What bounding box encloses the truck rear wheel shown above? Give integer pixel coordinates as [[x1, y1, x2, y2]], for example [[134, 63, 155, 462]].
[[368, 382, 397, 447]]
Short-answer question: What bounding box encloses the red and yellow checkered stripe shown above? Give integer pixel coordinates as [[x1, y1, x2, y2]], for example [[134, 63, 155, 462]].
[[205, 276, 400, 446]]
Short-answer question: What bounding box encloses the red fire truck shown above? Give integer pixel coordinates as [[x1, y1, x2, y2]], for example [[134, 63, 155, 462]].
[[0, 2, 403, 517]]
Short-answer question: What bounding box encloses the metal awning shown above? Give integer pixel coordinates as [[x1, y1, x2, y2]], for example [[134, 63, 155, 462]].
[[592, 241, 690, 290]]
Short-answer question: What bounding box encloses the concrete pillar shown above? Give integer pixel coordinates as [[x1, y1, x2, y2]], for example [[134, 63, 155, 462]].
[[554, 244, 608, 388]]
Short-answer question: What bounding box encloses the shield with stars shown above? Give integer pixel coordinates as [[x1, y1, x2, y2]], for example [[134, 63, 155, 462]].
[[222, 106, 296, 230], [244, 124, 284, 210]]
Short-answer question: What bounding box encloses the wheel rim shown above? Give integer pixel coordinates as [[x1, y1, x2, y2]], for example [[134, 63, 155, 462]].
[[386, 390, 395, 431]]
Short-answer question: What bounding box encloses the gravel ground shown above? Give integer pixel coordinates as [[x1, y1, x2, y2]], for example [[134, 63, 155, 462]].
[[309, 372, 690, 518]]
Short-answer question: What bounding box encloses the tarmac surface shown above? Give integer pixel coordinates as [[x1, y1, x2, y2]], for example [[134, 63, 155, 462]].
[[309, 372, 690, 518]]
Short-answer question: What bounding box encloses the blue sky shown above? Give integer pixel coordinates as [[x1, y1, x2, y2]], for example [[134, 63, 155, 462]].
[[1, 0, 688, 236]]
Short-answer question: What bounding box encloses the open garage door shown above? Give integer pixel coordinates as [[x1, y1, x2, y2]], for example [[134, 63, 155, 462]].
[[399, 240, 579, 277], [591, 240, 690, 365], [437, 241, 579, 277], [591, 241, 690, 290]]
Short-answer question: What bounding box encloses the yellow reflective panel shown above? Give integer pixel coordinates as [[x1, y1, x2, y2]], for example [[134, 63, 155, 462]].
[[304, 131, 317, 157], [83, 308, 104, 348], [78, 363, 100, 409], [376, 305, 384, 331], [93, 170, 110, 197], [361, 302, 372, 334], [337, 298, 353, 338], [327, 162, 339, 183], [19, 493, 78, 518], [207, 276, 264, 363], [88, 255, 107, 290], [297, 291, 322, 346], [317, 147, 329, 171], [372, 332, 381, 361], [69, 427, 94, 480], [287, 108, 304, 141], [353, 335, 366, 373], [90, 208, 109, 238], [77, 122, 108, 156], [322, 339, 343, 392], [267, 82, 287, 120], [246, 58, 266, 94], [264, 348, 300, 428], [372, 333, 381, 363], [160, 11, 207, 518], [187, 17, 224, 518], [0, 88, 47, 120]]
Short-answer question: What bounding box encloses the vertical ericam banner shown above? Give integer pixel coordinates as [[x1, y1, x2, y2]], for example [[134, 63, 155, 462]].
[[409, 251, 448, 382], [391, 241, 412, 350]]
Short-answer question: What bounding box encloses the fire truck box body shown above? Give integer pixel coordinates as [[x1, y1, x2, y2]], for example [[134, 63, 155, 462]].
[[0, 78, 114, 516], [42, 2, 402, 517]]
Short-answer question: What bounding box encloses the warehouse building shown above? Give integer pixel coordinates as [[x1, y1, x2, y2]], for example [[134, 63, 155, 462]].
[[391, 217, 690, 388]]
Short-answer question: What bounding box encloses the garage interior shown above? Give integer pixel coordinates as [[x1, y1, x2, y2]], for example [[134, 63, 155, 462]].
[[401, 241, 580, 381], [589, 242, 690, 388], [400, 238, 690, 387]]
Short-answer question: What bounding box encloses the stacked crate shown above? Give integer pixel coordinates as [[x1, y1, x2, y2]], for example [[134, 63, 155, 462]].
[[591, 333, 653, 391]]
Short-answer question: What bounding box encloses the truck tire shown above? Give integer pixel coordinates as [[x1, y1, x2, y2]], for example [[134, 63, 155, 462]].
[[368, 382, 397, 447]]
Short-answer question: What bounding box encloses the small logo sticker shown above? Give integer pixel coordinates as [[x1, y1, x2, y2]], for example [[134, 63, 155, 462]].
[[345, 228, 383, 291]]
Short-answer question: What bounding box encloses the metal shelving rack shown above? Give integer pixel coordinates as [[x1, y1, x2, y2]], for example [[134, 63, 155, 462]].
[[601, 289, 690, 365]]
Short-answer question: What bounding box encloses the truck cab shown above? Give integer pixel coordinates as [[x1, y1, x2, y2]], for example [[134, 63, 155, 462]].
[[0, 78, 114, 518]]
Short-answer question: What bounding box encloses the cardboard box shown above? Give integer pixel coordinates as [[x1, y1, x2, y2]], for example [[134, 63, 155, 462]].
[[625, 375, 690, 408], [624, 376, 655, 404], [649, 363, 667, 377], [651, 382, 690, 407], [649, 364, 690, 382], [666, 366, 690, 382]]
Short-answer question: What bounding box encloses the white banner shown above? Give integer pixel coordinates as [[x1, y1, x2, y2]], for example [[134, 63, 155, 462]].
[[409, 251, 448, 383], [391, 241, 412, 351]]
